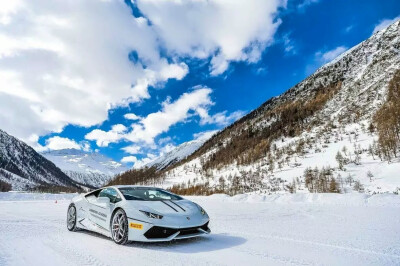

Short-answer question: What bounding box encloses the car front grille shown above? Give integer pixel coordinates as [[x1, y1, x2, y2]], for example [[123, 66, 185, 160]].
[[144, 222, 210, 239]]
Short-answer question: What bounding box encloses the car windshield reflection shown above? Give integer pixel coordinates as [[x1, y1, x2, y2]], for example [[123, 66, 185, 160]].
[[118, 187, 183, 201]]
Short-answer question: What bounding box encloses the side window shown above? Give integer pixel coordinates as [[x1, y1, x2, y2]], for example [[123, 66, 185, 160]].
[[99, 188, 121, 204]]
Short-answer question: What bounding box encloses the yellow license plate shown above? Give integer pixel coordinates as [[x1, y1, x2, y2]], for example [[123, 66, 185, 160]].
[[129, 222, 143, 230]]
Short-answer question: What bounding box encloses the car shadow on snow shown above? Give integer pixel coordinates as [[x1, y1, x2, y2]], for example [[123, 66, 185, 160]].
[[74, 230, 246, 253], [127, 233, 247, 253]]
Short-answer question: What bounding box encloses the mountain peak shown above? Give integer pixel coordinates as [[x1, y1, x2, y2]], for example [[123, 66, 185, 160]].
[[42, 148, 128, 188], [0, 129, 79, 190]]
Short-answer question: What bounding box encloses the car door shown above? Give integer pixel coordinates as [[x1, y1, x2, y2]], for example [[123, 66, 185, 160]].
[[88, 188, 118, 230]]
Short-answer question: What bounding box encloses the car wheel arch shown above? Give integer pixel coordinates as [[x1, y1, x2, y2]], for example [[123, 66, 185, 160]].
[[109, 207, 124, 230]]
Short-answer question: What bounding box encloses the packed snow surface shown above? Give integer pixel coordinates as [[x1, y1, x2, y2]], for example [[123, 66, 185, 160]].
[[0, 192, 399, 265]]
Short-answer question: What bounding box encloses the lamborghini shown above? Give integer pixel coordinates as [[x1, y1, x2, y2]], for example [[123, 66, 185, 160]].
[[66, 185, 210, 244]]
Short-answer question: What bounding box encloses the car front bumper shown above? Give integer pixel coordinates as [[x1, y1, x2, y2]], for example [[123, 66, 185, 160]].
[[127, 219, 210, 242]]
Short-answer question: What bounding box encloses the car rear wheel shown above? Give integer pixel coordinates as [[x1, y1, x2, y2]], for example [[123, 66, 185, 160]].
[[111, 209, 129, 245], [67, 204, 78, 231]]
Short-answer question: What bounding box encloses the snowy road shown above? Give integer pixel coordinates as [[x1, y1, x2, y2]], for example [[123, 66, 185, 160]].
[[0, 193, 400, 266]]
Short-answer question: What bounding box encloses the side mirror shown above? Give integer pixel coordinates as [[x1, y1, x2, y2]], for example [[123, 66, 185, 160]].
[[98, 196, 110, 206]]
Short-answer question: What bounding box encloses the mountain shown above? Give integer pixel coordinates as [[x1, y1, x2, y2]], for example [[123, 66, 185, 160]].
[[42, 149, 128, 188], [0, 129, 79, 191], [145, 132, 217, 170], [110, 20, 400, 195]]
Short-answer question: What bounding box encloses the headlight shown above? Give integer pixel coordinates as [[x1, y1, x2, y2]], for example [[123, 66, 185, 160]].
[[195, 204, 206, 215], [140, 210, 163, 219]]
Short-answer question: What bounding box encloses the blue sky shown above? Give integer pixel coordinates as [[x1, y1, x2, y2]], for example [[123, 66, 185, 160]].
[[0, 0, 399, 167]]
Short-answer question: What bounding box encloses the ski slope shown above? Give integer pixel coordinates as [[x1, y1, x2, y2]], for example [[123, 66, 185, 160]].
[[0, 192, 400, 265]]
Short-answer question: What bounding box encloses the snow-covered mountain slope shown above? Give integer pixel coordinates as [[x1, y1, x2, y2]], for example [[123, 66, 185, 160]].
[[42, 149, 128, 188], [113, 20, 400, 195], [0, 129, 79, 190], [145, 133, 216, 170]]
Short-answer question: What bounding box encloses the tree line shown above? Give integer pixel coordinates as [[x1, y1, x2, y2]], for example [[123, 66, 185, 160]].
[[373, 69, 400, 161]]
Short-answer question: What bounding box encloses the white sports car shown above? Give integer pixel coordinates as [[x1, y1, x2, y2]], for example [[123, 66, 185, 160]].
[[66, 185, 210, 244]]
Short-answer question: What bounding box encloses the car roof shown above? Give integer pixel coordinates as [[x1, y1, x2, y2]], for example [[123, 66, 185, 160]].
[[84, 185, 161, 196], [109, 185, 160, 189]]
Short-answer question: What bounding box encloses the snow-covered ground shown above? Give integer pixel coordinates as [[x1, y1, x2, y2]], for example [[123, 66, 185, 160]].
[[1, 192, 400, 265]]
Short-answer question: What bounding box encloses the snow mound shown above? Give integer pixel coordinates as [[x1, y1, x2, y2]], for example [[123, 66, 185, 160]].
[[192, 193, 400, 207], [0, 192, 77, 201]]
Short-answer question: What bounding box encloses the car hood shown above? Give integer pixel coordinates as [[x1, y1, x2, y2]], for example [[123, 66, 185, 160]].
[[124, 199, 199, 215]]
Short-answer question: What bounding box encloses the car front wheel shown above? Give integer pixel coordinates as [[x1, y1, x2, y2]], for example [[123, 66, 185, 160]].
[[67, 203, 78, 231], [111, 209, 129, 245]]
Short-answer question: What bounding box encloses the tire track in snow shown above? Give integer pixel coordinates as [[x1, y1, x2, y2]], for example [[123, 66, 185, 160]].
[[231, 230, 400, 260]]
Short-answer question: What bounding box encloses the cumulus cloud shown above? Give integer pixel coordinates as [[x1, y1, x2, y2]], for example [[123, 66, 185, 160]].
[[305, 45, 349, 75], [121, 145, 142, 154], [124, 113, 141, 121], [135, 0, 285, 75], [317, 46, 348, 63], [198, 110, 245, 126], [297, 0, 320, 10], [129, 129, 218, 168], [122, 153, 156, 168], [124, 87, 214, 144], [0, 0, 188, 146], [86, 87, 213, 146], [372, 16, 400, 34], [42, 136, 81, 151], [121, 156, 138, 163], [85, 124, 128, 147], [0, 0, 285, 152], [89, 86, 241, 169], [282, 33, 297, 56], [193, 130, 219, 141]]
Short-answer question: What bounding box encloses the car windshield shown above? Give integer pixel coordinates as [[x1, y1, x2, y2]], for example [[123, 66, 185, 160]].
[[118, 187, 183, 201]]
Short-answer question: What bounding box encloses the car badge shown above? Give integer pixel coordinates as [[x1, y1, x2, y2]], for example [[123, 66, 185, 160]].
[[186, 216, 190, 220]]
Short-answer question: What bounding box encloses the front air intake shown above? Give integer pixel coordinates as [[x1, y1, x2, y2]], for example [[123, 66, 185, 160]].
[[143, 222, 210, 239]]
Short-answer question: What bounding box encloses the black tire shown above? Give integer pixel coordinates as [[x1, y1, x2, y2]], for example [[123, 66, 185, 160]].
[[67, 203, 78, 232], [111, 209, 129, 245]]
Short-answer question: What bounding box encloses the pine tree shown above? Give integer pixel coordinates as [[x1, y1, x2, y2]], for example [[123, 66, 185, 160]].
[[335, 151, 345, 170], [329, 177, 339, 193], [367, 171, 374, 182]]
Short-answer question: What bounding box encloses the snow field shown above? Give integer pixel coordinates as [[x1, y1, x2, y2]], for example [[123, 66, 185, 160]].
[[0, 192, 400, 265]]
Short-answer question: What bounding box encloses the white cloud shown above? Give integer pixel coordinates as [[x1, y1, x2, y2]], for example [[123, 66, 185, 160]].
[[127, 153, 157, 168], [344, 25, 354, 33], [198, 110, 245, 126], [317, 46, 348, 63], [158, 136, 172, 145], [282, 33, 296, 55], [305, 45, 348, 75], [0, 0, 188, 146], [0, 0, 286, 151], [372, 16, 400, 34], [297, 0, 319, 9], [124, 113, 141, 121], [81, 141, 91, 152], [85, 124, 127, 147], [121, 145, 142, 154], [44, 136, 81, 151], [121, 156, 138, 163], [124, 86, 214, 144], [135, 0, 285, 75], [161, 143, 176, 153], [129, 130, 218, 169], [193, 130, 219, 141], [86, 87, 214, 147]]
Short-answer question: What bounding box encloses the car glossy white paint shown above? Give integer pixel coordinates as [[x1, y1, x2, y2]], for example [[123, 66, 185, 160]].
[[68, 185, 210, 244]]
